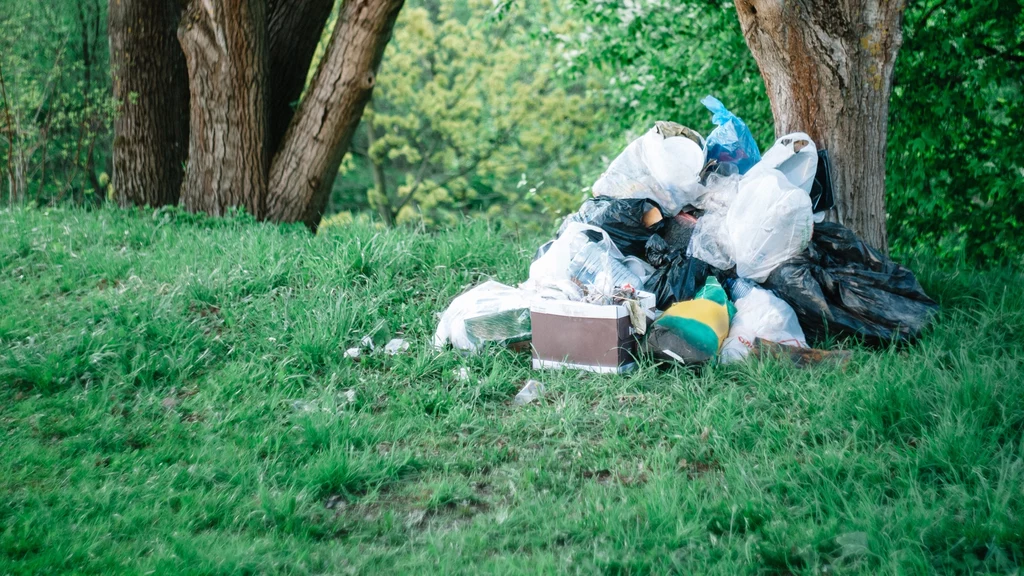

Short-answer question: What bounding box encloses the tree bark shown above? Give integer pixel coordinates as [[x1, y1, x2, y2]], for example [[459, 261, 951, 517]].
[[267, 0, 335, 155], [178, 0, 269, 218], [733, 0, 905, 252], [109, 0, 189, 207], [266, 0, 405, 229]]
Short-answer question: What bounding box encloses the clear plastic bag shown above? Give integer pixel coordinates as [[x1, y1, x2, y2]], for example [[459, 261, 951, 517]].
[[686, 173, 740, 270], [720, 279, 807, 364], [567, 242, 647, 300], [592, 122, 707, 215], [688, 212, 734, 271], [702, 95, 761, 175], [745, 132, 818, 194], [434, 281, 534, 353], [725, 169, 813, 282], [527, 222, 652, 301]]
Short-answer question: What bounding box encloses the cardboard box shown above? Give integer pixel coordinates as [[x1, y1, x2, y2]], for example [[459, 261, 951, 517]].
[[530, 292, 656, 374]]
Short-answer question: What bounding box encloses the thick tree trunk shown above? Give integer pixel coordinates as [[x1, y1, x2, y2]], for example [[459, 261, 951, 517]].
[[733, 0, 904, 252], [178, 0, 269, 218], [266, 0, 404, 229], [267, 0, 335, 155], [109, 0, 189, 207]]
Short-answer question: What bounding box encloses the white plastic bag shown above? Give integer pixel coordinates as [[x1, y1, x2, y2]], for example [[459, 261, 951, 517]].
[[745, 132, 818, 194], [721, 279, 807, 364], [725, 169, 813, 282], [688, 212, 734, 270], [687, 173, 740, 270], [526, 222, 652, 301], [434, 281, 534, 353], [528, 222, 617, 287], [592, 122, 707, 215]]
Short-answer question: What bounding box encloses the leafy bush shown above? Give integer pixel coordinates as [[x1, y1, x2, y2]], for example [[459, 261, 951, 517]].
[[887, 0, 1024, 265], [0, 0, 115, 206]]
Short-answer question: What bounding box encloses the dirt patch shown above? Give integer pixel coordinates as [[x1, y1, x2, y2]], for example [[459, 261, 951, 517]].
[[678, 458, 722, 479]]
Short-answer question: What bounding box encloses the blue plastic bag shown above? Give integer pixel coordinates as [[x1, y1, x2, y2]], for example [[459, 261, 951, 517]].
[[702, 95, 761, 175]]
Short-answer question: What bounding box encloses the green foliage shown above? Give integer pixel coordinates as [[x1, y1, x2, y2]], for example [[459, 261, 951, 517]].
[[887, 0, 1024, 265], [0, 0, 114, 206], [3, 207, 1024, 573], [331, 0, 616, 231], [564, 0, 773, 142], [2, 0, 1020, 265]]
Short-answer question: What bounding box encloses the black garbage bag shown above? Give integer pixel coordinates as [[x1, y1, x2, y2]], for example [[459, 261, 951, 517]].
[[645, 235, 727, 310], [560, 197, 666, 258], [661, 213, 698, 253], [762, 222, 939, 345]]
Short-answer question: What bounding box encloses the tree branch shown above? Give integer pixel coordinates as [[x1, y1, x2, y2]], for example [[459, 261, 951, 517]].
[[0, 60, 16, 203], [978, 42, 1024, 64], [392, 128, 513, 214], [265, 0, 405, 228]]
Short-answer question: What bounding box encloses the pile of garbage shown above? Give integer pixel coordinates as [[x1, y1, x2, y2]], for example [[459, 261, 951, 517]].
[[434, 96, 939, 368]]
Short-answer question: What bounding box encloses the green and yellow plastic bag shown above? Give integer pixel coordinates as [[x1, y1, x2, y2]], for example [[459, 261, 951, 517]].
[[643, 277, 735, 365]]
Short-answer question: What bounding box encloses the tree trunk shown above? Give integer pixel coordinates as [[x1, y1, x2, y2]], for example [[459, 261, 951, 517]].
[[267, 0, 335, 155], [109, 0, 189, 207], [178, 0, 269, 218], [365, 116, 395, 226], [733, 0, 904, 252], [266, 0, 405, 229]]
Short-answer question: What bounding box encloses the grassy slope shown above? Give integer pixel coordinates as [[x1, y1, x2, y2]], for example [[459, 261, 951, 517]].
[[1, 207, 1022, 575]]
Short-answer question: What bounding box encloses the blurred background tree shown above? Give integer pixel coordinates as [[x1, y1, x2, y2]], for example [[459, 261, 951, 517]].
[[327, 0, 616, 231], [0, 0, 114, 206]]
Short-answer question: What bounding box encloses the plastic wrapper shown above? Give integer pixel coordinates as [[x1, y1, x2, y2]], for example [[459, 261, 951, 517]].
[[560, 197, 665, 258], [464, 309, 531, 347], [434, 281, 534, 353], [746, 132, 818, 194], [514, 380, 545, 405], [592, 121, 707, 215], [720, 279, 807, 364], [762, 222, 940, 345], [725, 169, 813, 282], [702, 95, 761, 175]]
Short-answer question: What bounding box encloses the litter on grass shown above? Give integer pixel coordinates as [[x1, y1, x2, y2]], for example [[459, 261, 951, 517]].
[[720, 279, 807, 364], [514, 380, 545, 405], [384, 338, 410, 355], [432, 95, 938, 372]]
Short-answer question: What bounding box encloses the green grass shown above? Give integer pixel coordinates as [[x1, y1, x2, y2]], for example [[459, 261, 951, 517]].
[[1, 206, 1023, 575]]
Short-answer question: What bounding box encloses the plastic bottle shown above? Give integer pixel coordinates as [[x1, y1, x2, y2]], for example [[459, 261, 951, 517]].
[[567, 242, 645, 295]]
